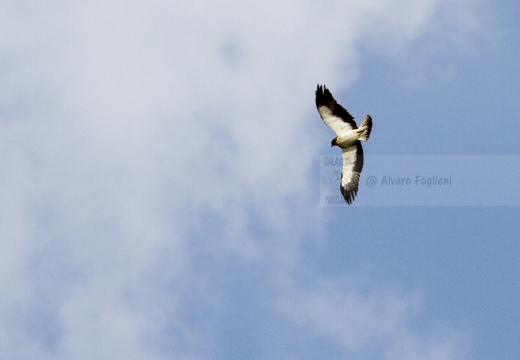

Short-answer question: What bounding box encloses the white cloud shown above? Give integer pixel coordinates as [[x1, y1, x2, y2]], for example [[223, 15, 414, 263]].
[[0, 0, 486, 358], [277, 278, 468, 359]]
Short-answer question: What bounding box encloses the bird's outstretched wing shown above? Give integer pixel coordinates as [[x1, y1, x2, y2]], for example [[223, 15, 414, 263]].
[[315, 85, 357, 135], [340, 142, 364, 205]]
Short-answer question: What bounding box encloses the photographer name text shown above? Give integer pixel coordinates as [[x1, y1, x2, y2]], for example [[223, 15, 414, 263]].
[[366, 175, 453, 187]]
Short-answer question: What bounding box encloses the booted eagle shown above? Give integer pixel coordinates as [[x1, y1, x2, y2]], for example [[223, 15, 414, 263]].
[[316, 85, 373, 204]]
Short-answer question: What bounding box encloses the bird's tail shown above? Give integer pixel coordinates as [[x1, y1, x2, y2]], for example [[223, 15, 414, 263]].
[[358, 114, 373, 141]]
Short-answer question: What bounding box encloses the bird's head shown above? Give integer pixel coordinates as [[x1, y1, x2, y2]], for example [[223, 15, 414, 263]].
[[331, 137, 338, 147]]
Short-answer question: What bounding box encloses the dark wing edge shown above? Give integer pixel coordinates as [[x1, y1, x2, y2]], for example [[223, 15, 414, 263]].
[[315, 84, 357, 129], [340, 142, 364, 205]]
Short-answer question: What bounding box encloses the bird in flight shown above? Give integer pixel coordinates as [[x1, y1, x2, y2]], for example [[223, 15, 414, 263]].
[[315, 85, 373, 204]]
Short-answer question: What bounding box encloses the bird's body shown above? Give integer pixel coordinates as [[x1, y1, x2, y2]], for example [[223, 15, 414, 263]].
[[333, 127, 368, 147], [315, 85, 373, 204]]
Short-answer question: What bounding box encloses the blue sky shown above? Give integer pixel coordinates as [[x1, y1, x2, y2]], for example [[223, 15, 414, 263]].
[[1, 0, 519, 359]]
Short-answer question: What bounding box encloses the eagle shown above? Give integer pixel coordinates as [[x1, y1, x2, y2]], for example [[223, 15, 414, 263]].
[[316, 85, 373, 204]]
